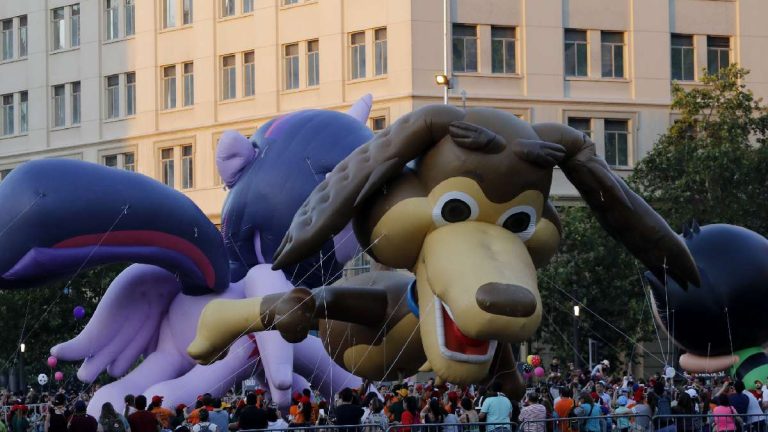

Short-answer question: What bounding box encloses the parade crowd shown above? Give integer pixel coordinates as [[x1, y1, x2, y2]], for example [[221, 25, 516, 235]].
[[1, 359, 768, 432]]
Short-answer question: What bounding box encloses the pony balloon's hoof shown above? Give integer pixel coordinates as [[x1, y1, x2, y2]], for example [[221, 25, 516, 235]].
[[274, 288, 316, 343]]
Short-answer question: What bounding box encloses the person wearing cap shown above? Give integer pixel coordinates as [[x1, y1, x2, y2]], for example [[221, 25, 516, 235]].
[[613, 396, 632, 432], [591, 360, 610, 380], [68, 400, 98, 432], [9, 403, 29, 432], [148, 396, 174, 430], [128, 395, 161, 432]]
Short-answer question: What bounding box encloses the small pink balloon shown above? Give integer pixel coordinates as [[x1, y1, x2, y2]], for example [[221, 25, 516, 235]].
[[47, 356, 57, 368], [54, 371, 64, 381], [534, 367, 545, 377]]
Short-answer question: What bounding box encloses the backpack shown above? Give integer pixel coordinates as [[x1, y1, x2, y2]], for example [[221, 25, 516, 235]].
[[197, 422, 213, 432], [567, 403, 583, 431]]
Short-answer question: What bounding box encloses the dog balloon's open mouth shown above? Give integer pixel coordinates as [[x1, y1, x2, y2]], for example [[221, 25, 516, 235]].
[[435, 297, 497, 363]]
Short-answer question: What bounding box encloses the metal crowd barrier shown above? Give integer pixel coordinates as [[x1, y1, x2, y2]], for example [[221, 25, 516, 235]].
[[242, 425, 388, 432], [387, 421, 519, 432], [653, 414, 768, 432], [519, 414, 651, 432]]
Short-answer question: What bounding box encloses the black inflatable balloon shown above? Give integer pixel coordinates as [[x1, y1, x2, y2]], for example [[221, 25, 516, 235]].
[[645, 224, 768, 356]]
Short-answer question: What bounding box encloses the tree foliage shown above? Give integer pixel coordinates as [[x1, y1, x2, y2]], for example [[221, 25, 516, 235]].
[[0, 264, 126, 390], [537, 65, 768, 372]]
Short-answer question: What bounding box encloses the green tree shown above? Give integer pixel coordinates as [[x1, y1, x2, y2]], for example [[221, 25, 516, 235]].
[[0, 264, 126, 391], [537, 65, 768, 372]]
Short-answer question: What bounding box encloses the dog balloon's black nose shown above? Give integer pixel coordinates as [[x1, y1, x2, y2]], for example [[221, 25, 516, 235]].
[[475, 283, 537, 317]]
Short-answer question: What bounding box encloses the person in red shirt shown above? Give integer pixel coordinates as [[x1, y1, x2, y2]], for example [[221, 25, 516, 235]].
[[128, 395, 160, 432], [400, 397, 421, 432]]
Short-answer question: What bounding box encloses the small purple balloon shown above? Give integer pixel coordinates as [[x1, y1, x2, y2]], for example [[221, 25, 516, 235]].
[[73, 306, 86, 320]]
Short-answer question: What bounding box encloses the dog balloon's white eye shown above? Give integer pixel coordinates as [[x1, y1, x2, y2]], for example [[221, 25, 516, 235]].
[[497, 206, 537, 240], [432, 192, 479, 226]]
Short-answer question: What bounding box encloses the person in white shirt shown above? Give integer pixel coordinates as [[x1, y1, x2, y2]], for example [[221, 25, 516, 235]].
[[191, 409, 218, 432]]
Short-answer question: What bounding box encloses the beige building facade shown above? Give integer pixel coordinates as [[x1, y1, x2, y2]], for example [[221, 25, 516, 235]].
[[1, 0, 767, 222]]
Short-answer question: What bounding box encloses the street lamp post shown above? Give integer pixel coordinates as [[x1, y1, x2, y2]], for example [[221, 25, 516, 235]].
[[19, 343, 25, 391], [572, 305, 580, 369]]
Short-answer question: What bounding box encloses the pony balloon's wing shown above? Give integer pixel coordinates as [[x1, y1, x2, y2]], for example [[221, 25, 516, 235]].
[[0, 159, 229, 295]]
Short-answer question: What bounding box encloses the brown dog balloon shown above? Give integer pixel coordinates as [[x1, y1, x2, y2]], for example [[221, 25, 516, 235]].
[[189, 105, 699, 392]]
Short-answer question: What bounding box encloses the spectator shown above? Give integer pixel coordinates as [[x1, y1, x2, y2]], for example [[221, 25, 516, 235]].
[[335, 388, 364, 427], [68, 401, 98, 432], [47, 393, 70, 432], [267, 407, 288, 430], [519, 393, 547, 432], [712, 394, 740, 432], [630, 393, 651, 432], [128, 396, 160, 432], [148, 397, 174, 430], [573, 393, 601, 432], [206, 400, 228, 432], [362, 398, 388, 432], [553, 388, 575, 432], [421, 398, 446, 432], [237, 394, 267, 431], [613, 396, 631, 432], [400, 397, 421, 432], [98, 402, 129, 432], [170, 405, 186, 430], [124, 396, 136, 420], [190, 410, 216, 432], [458, 397, 479, 432], [479, 382, 513, 432], [10, 405, 29, 432]]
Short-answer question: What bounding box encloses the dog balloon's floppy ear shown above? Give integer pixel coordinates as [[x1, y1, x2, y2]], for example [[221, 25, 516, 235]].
[[273, 104, 466, 269], [532, 123, 700, 289]]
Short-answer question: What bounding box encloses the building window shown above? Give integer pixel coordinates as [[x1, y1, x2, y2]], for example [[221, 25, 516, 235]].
[[125, 0, 135, 35], [1, 94, 14, 136], [104, 152, 135, 171], [350, 32, 366, 80], [183, 62, 194, 106], [182, 0, 193, 25], [52, 8, 65, 51], [568, 118, 592, 139], [243, 52, 255, 96], [222, 55, 236, 100], [19, 16, 27, 57], [601, 32, 624, 78], [106, 0, 119, 40], [371, 116, 386, 132], [163, 65, 177, 110], [126, 72, 135, 116], [19, 91, 27, 133], [284, 43, 299, 90], [307, 41, 319, 87], [53, 85, 66, 128], [2, 20, 12, 61], [106, 75, 120, 119], [0, 169, 13, 181], [671, 34, 694, 81], [452, 24, 477, 73], [604, 120, 629, 167], [163, 0, 176, 28], [221, 0, 235, 18], [70, 4, 80, 48], [565, 29, 588, 77], [283, 0, 299, 5], [243, 0, 254, 13], [160, 145, 194, 189], [492, 26, 516, 74], [161, 148, 175, 187], [72, 82, 81, 125], [374, 28, 387, 76], [707, 36, 730, 75], [181, 145, 194, 189]]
